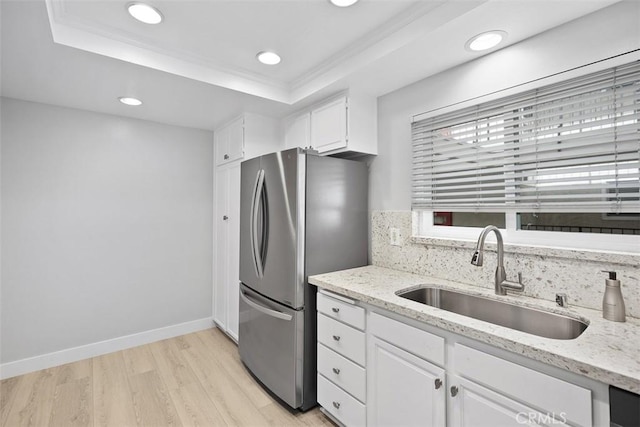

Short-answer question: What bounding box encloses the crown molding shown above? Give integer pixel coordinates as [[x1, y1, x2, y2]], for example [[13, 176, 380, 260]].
[[45, 0, 292, 103], [289, 0, 486, 103], [44, 0, 486, 105]]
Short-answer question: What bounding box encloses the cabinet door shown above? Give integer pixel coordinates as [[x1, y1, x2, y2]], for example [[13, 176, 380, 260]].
[[285, 112, 311, 150], [214, 167, 229, 329], [454, 344, 591, 427], [215, 126, 229, 165], [368, 336, 446, 427], [214, 162, 241, 341], [310, 96, 347, 153], [225, 162, 241, 341], [215, 118, 244, 165], [449, 375, 554, 427], [227, 117, 244, 162]]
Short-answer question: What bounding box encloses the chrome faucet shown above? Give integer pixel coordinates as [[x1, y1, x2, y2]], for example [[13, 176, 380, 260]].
[[471, 225, 524, 295]]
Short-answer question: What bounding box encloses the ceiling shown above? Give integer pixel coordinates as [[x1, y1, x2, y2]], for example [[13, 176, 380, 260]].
[[1, 0, 621, 131]]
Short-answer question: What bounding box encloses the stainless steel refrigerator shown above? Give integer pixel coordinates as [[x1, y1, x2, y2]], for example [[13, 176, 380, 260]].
[[238, 148, 368, 411]]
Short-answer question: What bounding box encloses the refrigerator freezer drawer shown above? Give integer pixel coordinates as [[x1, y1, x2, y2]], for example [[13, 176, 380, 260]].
[[238, 284, 304, 409]]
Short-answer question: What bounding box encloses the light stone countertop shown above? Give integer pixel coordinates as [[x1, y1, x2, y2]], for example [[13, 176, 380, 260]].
[[308, 265, 640, 394]]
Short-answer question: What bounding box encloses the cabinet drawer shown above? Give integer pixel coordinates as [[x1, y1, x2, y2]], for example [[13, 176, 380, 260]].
[[318, 343, 366, 402], [318, 374, 366, 427], [318, 291, 365, 330], [369, 312, 445, 366], [455, 344, 592, 427], [318, 314, 365, 366]]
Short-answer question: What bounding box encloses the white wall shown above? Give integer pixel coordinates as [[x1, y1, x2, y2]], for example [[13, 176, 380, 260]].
[[367, 2, 639, 318], [371, 1, 640, 211], [1, 98, 213, 369]]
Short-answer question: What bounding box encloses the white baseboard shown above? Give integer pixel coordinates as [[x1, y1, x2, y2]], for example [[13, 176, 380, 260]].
[[0, 317, 215, 380]]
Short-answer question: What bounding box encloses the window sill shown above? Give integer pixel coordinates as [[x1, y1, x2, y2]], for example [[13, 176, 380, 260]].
[[410, 235, 640, 266]]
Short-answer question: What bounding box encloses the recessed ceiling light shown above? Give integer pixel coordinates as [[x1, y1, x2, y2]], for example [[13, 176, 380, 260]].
[[465, 30, 507, 52], [256, 51, 281, 65], [329, 0, 359, 6], [119, 97, 143, 106], [127, 3, 163, 24]]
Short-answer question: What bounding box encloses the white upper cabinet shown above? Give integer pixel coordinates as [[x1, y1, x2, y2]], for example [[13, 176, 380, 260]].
[[284, 112, 311, 150], [215, 116, 244, 165], [215, 113, 281, 165], [311, 96, 348, 153], [284, 92, 377, 156], [227, 117, 244, 161]]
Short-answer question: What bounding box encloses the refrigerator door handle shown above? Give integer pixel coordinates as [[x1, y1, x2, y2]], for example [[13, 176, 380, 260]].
[[240, 289, 293, 321], [251, 169, 265, 278]]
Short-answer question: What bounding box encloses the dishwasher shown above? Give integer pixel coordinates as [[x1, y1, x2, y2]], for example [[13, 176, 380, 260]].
[[610, 386, 640, 427]]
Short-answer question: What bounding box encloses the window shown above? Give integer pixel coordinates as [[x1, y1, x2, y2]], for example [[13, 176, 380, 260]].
[[412, 61, 640, 252]]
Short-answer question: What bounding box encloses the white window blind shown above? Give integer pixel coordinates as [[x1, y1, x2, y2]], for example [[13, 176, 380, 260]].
[[412, 61, 640, 213]]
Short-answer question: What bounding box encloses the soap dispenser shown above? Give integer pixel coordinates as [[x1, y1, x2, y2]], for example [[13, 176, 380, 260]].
[[602, 271, 626, 322]]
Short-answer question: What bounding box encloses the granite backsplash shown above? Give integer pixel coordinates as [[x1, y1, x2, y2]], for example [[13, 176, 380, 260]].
[[371, 211, 640, 319]]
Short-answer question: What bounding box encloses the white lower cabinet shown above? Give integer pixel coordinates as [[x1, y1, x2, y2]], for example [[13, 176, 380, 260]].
[[316, 291, 366, 426], [316, 290, 606, 427], [318, 375, 366, 427], [318, 344, 366, 402], [449, 375, 548, 427], [318, 314, 366, 366], [453, 344, 592, 427], [368, 336, 445, 427]]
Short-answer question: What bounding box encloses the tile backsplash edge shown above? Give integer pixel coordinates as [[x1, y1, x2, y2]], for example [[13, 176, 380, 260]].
[[371, 210, 640, 318]]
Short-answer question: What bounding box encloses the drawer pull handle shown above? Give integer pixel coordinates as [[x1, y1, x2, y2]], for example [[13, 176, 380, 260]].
[[224, 154, 229, 160], [332, 335, 341, 341], [333, 401, 341, 409], [332, 307, 340, 313], [333, 368, 341, 375], [450, 386, 459, 397], [434, 378, 442, 389]]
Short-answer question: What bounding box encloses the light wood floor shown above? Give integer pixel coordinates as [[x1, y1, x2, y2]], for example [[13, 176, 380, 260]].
[[0, 328, 333, 427]]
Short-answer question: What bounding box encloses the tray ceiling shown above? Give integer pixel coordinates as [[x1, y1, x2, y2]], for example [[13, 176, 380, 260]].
[[45, 0, 485, 103], [1, 0, 625, 130]]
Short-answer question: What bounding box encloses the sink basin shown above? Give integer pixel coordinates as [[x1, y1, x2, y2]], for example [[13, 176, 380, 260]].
[[396, 286, 588, 340]]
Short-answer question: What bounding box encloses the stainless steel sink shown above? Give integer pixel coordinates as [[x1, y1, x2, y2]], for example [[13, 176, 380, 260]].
[[396, 286, 588, 340]]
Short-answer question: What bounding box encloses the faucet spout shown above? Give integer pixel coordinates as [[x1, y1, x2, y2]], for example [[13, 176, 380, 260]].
[[471, 225, 503, 268], [470, 225, 523, 295]]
